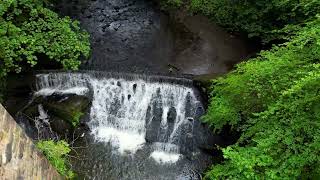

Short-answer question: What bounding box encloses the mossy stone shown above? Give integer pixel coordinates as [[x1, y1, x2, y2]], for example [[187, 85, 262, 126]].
[[43, 94, 90, 127]]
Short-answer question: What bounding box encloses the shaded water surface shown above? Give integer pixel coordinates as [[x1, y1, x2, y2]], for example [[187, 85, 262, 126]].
[[57, 0, 173, 73]]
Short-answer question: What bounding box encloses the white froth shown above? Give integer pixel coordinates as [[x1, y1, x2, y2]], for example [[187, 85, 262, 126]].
[[35, 87, 89, 96], [150, 151, 181, 164], [35, 73, 202, 160], [38, 104, 49, 121], [92, 127, 145, 154]]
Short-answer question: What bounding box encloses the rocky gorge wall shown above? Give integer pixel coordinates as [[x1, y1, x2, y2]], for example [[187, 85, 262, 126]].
[[0, 104, 61, 180]]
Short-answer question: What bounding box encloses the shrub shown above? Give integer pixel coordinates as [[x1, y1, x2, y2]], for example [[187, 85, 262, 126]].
[[188, 0, 320, 42], [36, 140, 75, 178], [161, 0, 183, 10], [0, 0, 90, 77], [203, 17, 320, 179]]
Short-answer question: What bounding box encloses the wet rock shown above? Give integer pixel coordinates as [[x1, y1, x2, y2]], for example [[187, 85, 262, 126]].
[[23, 94, 90, 132], [4, 73, 34, 115], [20, 96, 51, 119], [167, 107, 176, 124], [98, 16, 105, 22], [192, 74, 222, 107], [145, 96, 163, 142], [145, 116, 161, 143], [193, 122, 223, 152], [184, 92, 193, 117], [132, 84, 137, 93], [165, 107, 176, 139], [193, 73, 221, 91], [23, 102, 39, 117], [179, 122, 194, 155], [50, 117, 72, 135], [43, 94, 90, 127], [85, 13, 92, 19]]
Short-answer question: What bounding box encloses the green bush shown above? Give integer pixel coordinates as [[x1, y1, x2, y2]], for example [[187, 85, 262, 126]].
[[188, 0, 320, 42], [36, 140, 75, 178], [203, 17, 320, 179], [0, 0, 90, 77], [161, 0, 183, 10]]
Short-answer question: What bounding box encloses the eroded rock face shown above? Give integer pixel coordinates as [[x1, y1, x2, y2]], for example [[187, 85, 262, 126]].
[[22, 94, 90, 139], [0, 104, 61, 179]]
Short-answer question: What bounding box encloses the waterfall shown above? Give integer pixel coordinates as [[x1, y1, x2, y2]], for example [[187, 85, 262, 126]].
[[33, 104, 57, 140], [35, 72, 203, 164]]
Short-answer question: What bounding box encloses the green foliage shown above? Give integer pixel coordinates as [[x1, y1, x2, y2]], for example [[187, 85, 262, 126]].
[[36, 140, 75, 178], [0, 0, 90, 78], [188, 0, 320, 42], [71, 111, 84, 127], [203, 17, 320, 179], [161, 0, 183, 10]]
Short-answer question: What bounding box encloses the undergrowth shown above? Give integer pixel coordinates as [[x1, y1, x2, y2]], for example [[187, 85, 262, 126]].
[[36, 140, 75, 178]]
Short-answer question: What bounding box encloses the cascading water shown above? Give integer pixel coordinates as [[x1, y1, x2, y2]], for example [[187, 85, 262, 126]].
[[35, 72, 203, 164], [33, 104, 57, 140], [33, 72, 218, 179]]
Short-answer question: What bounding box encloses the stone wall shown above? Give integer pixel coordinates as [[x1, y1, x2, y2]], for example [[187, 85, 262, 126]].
[[0, 104, 61, 180]]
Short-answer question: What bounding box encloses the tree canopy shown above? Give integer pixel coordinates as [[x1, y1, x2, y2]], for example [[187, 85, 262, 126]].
[[203, 16, 320, 179], [160, 0, 320, 179], [0, 0, 90, 78], [189, 0, 320, 42]]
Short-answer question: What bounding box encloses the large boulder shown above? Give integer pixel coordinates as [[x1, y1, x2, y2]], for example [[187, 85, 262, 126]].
[[22, 93, 90, 138], [43, 94, 90, 127]]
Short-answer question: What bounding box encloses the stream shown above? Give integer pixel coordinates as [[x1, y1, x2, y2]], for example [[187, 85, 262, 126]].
[[34, 72, 218, 179], [6, 0, 248, 179]]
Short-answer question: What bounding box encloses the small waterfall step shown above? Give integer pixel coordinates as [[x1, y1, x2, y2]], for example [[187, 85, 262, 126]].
[[36, 70, 195, 86], [35, 72, 204, 164]]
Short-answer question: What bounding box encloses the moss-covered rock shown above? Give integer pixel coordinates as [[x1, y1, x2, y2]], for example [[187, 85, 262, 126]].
[[23, 94, 90, 130], [43, 94, 90, 127]]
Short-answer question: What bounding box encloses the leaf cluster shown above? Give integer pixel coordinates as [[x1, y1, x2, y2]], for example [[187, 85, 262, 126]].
[[0, 0, 90, 77], [71, 111, 84, 127], [160, 0, 183, 10], [36, 140, 75, 178], [203, 17, 320, 179], [186, 0, 320, 42]]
